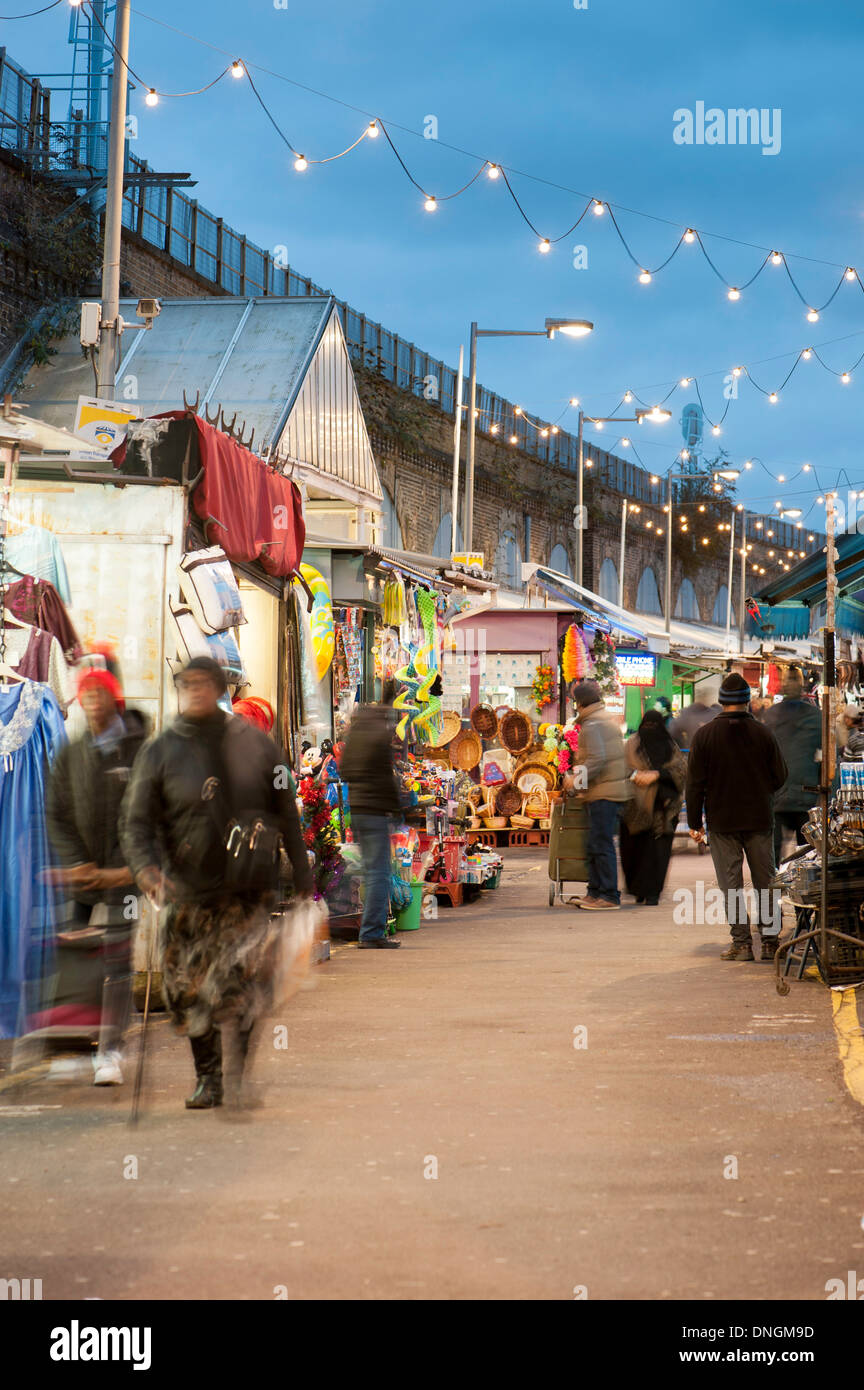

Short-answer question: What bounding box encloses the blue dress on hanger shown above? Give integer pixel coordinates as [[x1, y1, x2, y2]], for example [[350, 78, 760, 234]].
[[0, 682, 67, 1038]]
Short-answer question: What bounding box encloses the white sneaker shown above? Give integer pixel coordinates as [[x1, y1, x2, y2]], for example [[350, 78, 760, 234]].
[[92, 1052, 124, 1086], [47, 1056, 91, 1081]]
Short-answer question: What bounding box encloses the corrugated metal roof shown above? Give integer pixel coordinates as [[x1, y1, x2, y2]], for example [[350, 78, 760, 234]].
[[15, 296, 381, 499]]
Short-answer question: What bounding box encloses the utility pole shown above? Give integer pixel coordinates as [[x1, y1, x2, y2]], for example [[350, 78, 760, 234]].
[[450, 345, 464, 553], [664, 473, 673, 634], [464, 323, 478, 551], [618, 496, 627, 608], [725, 510, 735, 647], [96, 0, 131, 399], [576, 409, 584, 586]]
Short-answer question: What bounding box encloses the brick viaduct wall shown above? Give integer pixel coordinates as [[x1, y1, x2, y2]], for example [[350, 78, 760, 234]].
[[0, 147, 781, 627]]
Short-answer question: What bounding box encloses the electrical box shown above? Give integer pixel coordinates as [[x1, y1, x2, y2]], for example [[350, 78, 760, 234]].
[[79, 302, 101, 347]]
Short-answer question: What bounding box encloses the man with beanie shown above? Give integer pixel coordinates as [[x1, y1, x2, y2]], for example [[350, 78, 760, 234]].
[[340, 682, 403, 948], [762, 668, 822, 865], [564, 679, 631, 910], [47, 657, 148, 1084], [686, 673, 787, 961], [120, 657, 314, 1109]]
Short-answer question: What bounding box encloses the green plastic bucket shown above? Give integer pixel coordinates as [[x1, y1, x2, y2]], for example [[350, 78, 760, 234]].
[[395, 881, 424, 931]]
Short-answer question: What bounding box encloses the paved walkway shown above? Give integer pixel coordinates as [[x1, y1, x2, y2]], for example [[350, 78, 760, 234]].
[[2, 844, 864, 1301]]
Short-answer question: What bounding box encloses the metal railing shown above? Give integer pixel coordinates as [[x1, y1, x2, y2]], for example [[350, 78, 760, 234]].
[[0, 45, 824, 559]]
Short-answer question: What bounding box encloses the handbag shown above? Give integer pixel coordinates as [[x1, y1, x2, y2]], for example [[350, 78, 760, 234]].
[[223, 814, 284, 893]]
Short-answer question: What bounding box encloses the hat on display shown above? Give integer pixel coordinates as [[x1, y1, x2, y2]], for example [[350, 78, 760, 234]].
[[718, 672, 752, 706]]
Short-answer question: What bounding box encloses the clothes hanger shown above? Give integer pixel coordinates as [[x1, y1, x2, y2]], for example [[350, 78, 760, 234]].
[[2, 608, 29, 629]]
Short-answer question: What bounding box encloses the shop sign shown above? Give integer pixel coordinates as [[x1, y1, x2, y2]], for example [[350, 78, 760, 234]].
[[451, 551, 485, 570], [74, 395, 139, 449], [616, 651, 657, 686]]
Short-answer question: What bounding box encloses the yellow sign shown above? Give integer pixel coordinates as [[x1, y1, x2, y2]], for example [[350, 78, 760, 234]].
[[74, 396, 139, 449], [451, 552, 485, 569]]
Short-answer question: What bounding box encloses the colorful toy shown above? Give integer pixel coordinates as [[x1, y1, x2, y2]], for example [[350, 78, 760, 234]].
[[297, 562, 335, 682]]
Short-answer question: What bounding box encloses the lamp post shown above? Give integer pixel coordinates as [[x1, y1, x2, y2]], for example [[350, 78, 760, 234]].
[[463, 317, 593, 552], [618, 499, 641, 607], [665, 465, 739, 635], [97, 0, 132, 399], [576, 407, 671, 588]]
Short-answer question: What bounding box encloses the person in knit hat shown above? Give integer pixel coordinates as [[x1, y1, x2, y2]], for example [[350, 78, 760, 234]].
[[46, 649, 149, 1086], [685, 672, 788, 961], [563, 679, 631, 910], [763, 667, 822, 864]]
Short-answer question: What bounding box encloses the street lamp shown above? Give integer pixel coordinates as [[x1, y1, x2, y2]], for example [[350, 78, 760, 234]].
[[463, 318, 594, 551], [576, 406, 672, 586]]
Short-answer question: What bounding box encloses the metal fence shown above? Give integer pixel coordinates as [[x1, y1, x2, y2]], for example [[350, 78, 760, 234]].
[[0, 46, 821, 558]]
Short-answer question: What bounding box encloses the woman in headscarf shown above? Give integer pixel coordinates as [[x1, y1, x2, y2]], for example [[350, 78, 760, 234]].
[[619, 709, 687, 905]]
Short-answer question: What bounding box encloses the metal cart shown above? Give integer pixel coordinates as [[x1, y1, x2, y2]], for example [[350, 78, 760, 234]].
[[547, 798, 591, 906]]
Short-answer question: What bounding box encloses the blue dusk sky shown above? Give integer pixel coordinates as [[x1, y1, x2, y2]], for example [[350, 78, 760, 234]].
[[6, 0, 864, 530]]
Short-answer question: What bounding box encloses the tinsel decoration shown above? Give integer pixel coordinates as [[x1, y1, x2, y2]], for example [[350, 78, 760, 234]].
[[299, 775, 344, 899], [561, 624, 591, 684], [590, 630, 619, 697]]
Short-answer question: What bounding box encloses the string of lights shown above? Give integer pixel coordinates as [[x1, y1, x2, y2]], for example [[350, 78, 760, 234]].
[[7, 1, 854, 324]]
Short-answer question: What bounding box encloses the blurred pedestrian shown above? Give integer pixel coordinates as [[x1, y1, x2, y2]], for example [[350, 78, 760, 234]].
[[686, 673, 787, 962], [654, 695, 674, 729], [340, 683, 402, 948], [669, 698, 713, 751], [46, 658, 148, 1085], [620, 710, 687, 905], [836, 703, 860, 755], [762, 668, 821, 864], [120, 657, 313, 1110], [564, 679, 631, 910]]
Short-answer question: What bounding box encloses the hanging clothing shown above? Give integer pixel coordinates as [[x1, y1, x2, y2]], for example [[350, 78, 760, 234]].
[[0, 681, 67, 1037], [0, 624, 70, 711], [2, 526, 71, 604], [4, 576, 81, 664]]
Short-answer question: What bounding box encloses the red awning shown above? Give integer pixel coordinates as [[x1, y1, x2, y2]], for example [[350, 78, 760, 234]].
[[113, 412, 305, 578]]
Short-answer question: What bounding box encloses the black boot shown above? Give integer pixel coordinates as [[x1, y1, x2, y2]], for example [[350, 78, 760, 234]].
[[224, 1024, 260, 1110], [185, 1075, 223, 1109], [186, 1030, 223, 1109]]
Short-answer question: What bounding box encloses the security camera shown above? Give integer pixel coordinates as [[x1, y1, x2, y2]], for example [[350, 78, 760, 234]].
[[136, 297, 161, 325]]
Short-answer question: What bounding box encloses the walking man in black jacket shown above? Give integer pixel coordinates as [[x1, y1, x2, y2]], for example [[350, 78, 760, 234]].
[[686, 672, 788, 962], [120, 657, 314, 1109], [340, 688, 402, 949], [47, 663, 148, 1085]]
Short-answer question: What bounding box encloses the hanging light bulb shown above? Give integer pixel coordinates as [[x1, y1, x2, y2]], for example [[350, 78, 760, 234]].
[[486, 163, 499, 179], [803, 463, 811, 471], [231, 60, 244, 78], [294, 155, 308, 171], [732, 366, 743, 377], [771, 251, 783, 265], [806, 308, 819, 323], [698, 503, 706, 512], [727, 287, 741, 301], [424, 195, 437, 212], [538, 238, 552, 254], [592, 200, 605, 215], [595, 419, 604, 430], [684, 228, 696, 243], [712, 425, 721, 437], [702, 537, 709, 546], [540, 428, 549, 438], [778, 474, 785, 482], [514, 406, 523, 416], [768, 549, 775, 556], [681, 448, 690, 460], [802, 348, 812, 360], [569, 397, 579, 408], [755, 521, 763, 529], [842, 372, 852, 383], [680, 377, 690, 387], [551, 426, 559, 434], [638, 269, 652, 284], [145, 88, 159, 106], [744, 460, 752, 469], [623, 390, 633, 403], [808, 534, 814, 541], [489, 423, 499, 435], [768, 392, 779, 404], [509, 434, 518, 444], [367, 120, 380, 138], [846, 267, 857, 281]]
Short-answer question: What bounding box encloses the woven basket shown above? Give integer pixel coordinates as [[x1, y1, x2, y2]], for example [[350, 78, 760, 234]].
[[470, 704, 499, 739], [524, 787, 550, 819], [427, 709, 462, 748], [482, 816, 507, 829], [538, 816, 552, 830], [510, 812, 535, 829], [499, 708, 533, 755], [449, 729, 482, 771], [494, 782, 523, 817], [515, 760, 557, 792]]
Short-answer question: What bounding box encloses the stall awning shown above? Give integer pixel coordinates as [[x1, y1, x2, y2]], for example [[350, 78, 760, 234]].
[[527, 568, 651, 642], [756, 532, 864, 608]]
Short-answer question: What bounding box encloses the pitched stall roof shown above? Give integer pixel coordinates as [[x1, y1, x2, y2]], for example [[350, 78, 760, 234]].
[[14, 296, 382, 500]]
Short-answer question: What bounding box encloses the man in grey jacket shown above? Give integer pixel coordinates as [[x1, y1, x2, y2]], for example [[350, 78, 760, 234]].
[[564, 680, 631, 910]]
